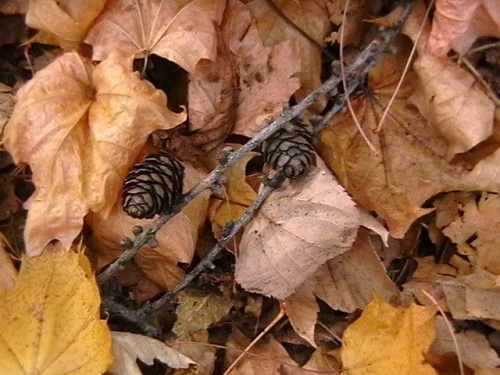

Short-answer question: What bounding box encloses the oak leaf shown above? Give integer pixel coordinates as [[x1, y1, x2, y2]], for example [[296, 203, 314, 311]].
[[0, 244, 112, 375], [428, 0, 500, 56], [247, 0, 331, 111], [85, 0, 225, 74], [235, 161, 360, 300], [3, 51, 186, 254], [341, 296, 437, 375], [110, 331, 195, 375], [26, 0, 106, 48]]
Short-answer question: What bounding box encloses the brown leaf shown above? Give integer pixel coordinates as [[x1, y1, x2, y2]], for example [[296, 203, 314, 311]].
[[0, 0, 28, 14], [318, 35, 500, 238], [26, 0, 106, 48], [247, 0, 331, 112], [428, 0, 500, 56], [0, 83, 15, 132], [85, 0, 225, 74], [235, 161, 360, 300], [170, 330, 216, 375], [3, 51, 186, 254], [0, 237, 16, 290], [403, 0, 496, 155]]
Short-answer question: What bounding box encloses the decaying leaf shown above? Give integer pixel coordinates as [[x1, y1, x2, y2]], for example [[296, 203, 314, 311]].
[[110, 331, 195, 375], [248, 0, 331, 111], [173, 290, 233, 339], [225, 328, 296, 374], [428, 0, 500, 56], [26, 0, 106, 48], [235, 161, 360, 300], [3, 51, 186, 254], [0, 244, 112, 374], [403, 0, 496, 155], [0, 82, 15, 131], [341, 296, 437, 375], [0, 236, 16, 290], [319, 35, 500, 238], [88, 161, 210, 291], [86, 0, 225, 74]]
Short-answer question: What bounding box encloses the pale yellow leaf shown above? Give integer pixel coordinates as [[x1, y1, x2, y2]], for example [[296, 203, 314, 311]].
[[0, 244, 112, 375]]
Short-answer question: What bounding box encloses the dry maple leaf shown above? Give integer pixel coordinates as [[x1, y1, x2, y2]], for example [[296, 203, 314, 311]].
[[85, 0, 225, 74], [428, 0, 500, 56], [88, 160, 210, 291], [110, 331, 195, 374], [341, 296, 437, 375], [3, 50, 186, 254], [26, 0, 106, 48], [0, 244, 112, 374], [247, 0, 331, 112], [318, 35, 500, 238], [235, 160, 360, 300]]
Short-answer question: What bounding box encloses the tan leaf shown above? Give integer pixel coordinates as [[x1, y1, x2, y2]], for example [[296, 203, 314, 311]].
[[26, 0, 106, 48], [476, 369, 500, 375], [283, 347, 341, 375], [225, 328, 296, 374], [0, 244, 112, 374], [170, 330, 216, 375], [247, 0, 331, 112], [235, 161, 360, 300], [428, 0, 500, 56], [341, 296, 437, 375], [434, 192, 500, 275], [318, 35, 500, 238], [110, 331, 195, 375], [3, 51, 186, 254], [403, 0, 496, 155], [431, 315, 500, 369], [85, 0, 225, 74], [173, 290, 233, 339], [314, 228, 401, 313], [0, 82, 15, 131], [0, 236, 16, 290], [0, 0, 28, 14], [88, 161, 210, 290]]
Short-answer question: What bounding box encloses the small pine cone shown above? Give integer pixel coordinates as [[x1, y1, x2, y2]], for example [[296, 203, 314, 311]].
[[122, 151, 184, 219], [262, 119, 314, 179]]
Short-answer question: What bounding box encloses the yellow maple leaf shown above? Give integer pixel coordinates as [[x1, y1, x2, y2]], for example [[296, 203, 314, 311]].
[[0, 244, 113, 375], [341, 296, 437, 375]]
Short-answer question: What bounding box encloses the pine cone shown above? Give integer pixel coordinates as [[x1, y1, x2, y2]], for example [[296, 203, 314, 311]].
[[122, 151, 184, 219], [262, 119, 314, 179]]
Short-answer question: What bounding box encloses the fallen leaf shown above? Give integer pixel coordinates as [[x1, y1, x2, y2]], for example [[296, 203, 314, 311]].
[[0, 82, 15, 131], [0, 236, 16, 290], [3, 50, 186, 254], [88, 160, 210, 290], [225, 328, 296, 374], [110, 331, 195, 375], [403, 0, 496, 155], [341, 296, 437, 375], [431, 315, 500, 369], [434, 192, 500, 275], [476, 369, 500, 375], [170, 330, 216, 375], [26, 0, 106, 48], [173, 290, 233, 339], [0, 0, 28, 14], [85, 0, 225, 74], [318, 35, 500, 238], [247, 0, 331, 111], [235, 161, 360, 300], [283, 346, 341, 375], [0, 244, 112, 374], [428, 0, 500, 56]]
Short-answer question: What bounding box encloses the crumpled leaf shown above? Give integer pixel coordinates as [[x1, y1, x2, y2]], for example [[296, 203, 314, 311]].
[[88, 161, 210, 291], [0, 236, 16, 290], [173, 290, 233, 339], [225, 328, 295, 374], [0, 82, 15, 131], [248, 0, 331, 111], [85, 0, 225, 74], [0, 244, 112, 375], [318, 35, 500, 238], [341, 296, 437, 375], [26, 0, 106, 48], [434, 192, 500, 275], [247, 0, 331, 112], [110, 331, 195, 375], [428, 0, 500, 56], [235, 161, 360, 300], [3, 50, 186, 254], [403, 0, 495, 155]]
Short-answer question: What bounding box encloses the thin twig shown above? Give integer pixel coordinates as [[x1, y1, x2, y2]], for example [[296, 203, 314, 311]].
[[104, 299, 160, 338]]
